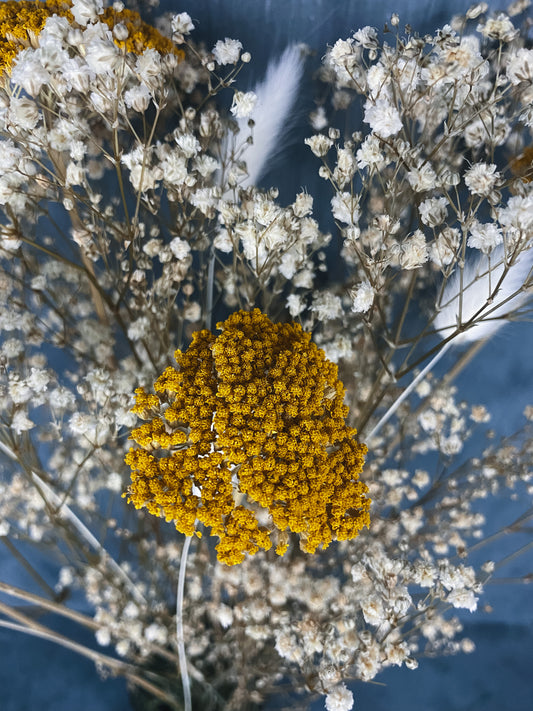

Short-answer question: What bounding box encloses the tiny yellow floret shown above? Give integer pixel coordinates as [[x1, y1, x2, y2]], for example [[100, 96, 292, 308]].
[[125, 309, 370, 564]]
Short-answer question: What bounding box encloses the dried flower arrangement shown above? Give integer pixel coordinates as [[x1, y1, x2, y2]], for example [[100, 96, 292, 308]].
[[0, 1, 532, 710]]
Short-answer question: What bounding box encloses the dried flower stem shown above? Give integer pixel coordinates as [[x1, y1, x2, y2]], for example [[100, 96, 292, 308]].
[[177, 535, 193, 711], [0, 439, 146, 606], [0, 603, 178, 708], [366, 342, 451, 440]]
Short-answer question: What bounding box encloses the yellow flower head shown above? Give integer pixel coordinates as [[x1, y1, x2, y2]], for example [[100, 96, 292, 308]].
[[125, 309, 370, 565], [0, 0, 182, 75]]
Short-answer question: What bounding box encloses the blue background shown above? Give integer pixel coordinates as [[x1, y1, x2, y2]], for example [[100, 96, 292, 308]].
[[2, 0, 533, 709]]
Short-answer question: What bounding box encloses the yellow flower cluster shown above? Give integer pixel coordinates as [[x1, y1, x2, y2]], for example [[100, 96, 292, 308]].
[[0, 0, 182, 75], [125, 309, 370, 565]]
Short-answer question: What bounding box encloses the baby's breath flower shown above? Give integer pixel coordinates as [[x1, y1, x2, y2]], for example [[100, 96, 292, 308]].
[[124, 84, 151, 113], [311, 291, 343, 321], [325, 684, 354, 711], [406, 164, 437, 193], [212, 37, 243, 65], [286, 293, 305, 317], [305, 134, 333, 157], [506, 47, 533, 84], [331, 192, 360, 225], [0, 0, 183, 75], [464, 162, 499, 197], [125, 309, 370, 565], [478, 13, 518, 41], [467, 220, 503, 253], [169, 237, 191, 261], [12, 410, 34, 434], [363, 98, 403, 138], [419, 197, 448, 227], [397, 230, 429, 269], [350, 280, 374, 313], [430, 227, 460, 268], [356, 135, 385, 170], [230, 90, 257, 119], [171, 12, 194, 42]]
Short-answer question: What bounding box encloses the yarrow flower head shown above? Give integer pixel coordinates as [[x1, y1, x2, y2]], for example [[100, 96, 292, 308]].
[[125, 309, 370, 565], [0, 0, 182, 75]]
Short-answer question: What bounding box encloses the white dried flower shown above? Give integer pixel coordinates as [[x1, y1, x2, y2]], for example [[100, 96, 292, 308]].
[[305, 134, 333, 157], [176, 134, 201, 158], [479, 13, 518, 41], [12, 410, 34, 434], [171, 12, 194, 41], [466, 2, 488, 19], [124, 85, 151, 113], [65, 163, 85, 187], [356, 135, 385, 170], [419, 197, 448, 227], [310, 106, 328, 131], [85, 38, 120, 75], [95, 627, 111, 646], [293, 192, 313, 218], [363, 98, 402, 138], [464, 163, 499, 197], [216, 604, 234, 628], [213, 230, 233, 253], [230, 91, 257, 119], [506, 48, 533, 84], [8, 98, 40, 131], [71, 0, 103, 26], [361, 596, 385, 626], [311, 292, 343, 321], [430, 227, 460, 268], [212, 38, 243, 65], [467, 220, 503, 254], [325, 684, 354, 711], [135, 49, 162, 84], [398, 230, 428, 269], [331, 192, 359, 224], [286, 293, 305, 317], [169, 238, 191, 261], [447, 588, 478, 612], [10, 51, 49, 96], [406, 164, 437, 193], [353, 26, 378, 49], [350, 280, 374, 313]]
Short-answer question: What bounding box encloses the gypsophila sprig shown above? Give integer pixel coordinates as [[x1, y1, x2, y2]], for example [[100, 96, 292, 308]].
[[0, 0, 183, 76], [125, 309, 370, 565]]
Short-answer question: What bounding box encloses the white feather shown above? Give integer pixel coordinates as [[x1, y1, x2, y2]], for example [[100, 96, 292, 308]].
[[366, 245, 533, 440], [434, 245, 533, 345], [223, 45, 305, 190]]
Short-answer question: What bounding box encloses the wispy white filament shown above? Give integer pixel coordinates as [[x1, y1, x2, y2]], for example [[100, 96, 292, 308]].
[[224, 45, 305, 188], [434, 245, 533, 344]]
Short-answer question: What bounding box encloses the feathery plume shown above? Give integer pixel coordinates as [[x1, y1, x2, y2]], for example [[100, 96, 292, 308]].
[[366, 246, 533, 440], [224, 45, 305, 189], [434, 245, 533, 344]]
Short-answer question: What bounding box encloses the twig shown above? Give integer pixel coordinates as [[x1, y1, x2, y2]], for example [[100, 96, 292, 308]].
[[0, 603, 178, 708], [176, 535, 193, 711], [0, 440, 146, 606], [365, 341, 451, 440]]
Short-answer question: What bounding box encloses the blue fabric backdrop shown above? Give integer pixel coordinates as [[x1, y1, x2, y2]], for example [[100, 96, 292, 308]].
[[2, 1, 533, 709]]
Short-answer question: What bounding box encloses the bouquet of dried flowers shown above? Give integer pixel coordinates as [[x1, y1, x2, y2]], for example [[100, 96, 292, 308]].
[[0, 1, 532, 709]]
